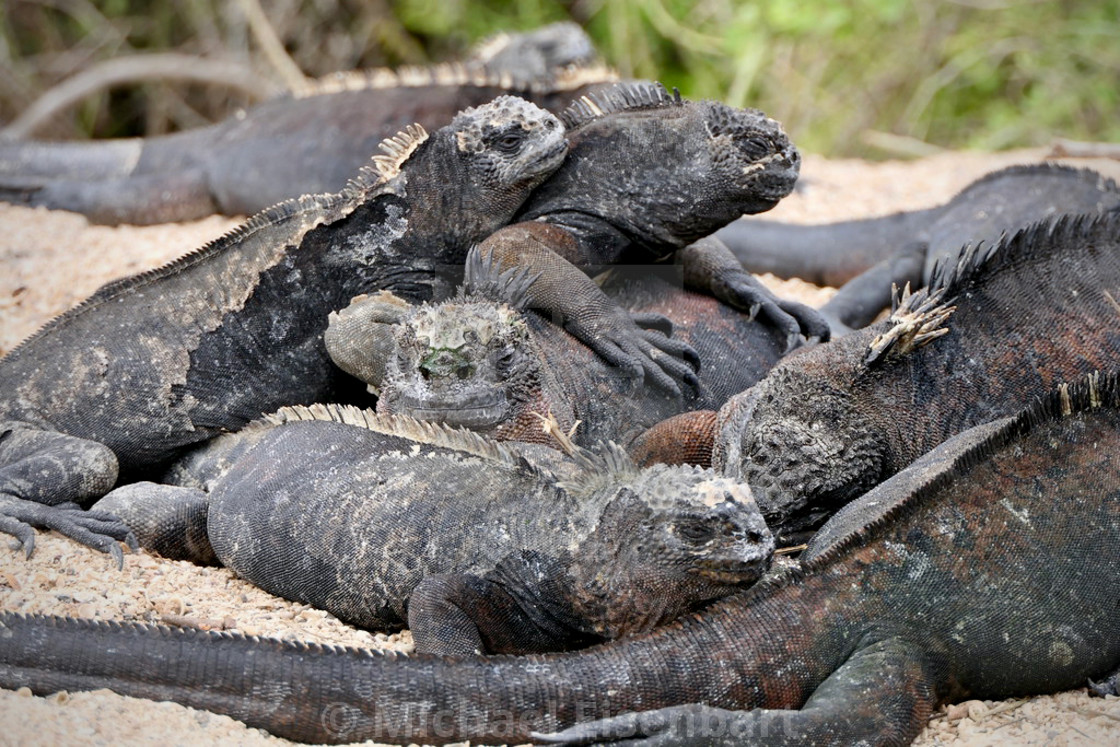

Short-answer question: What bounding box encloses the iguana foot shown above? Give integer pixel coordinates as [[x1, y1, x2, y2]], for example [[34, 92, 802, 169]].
[[0, 421, 132, 563], [567, 308, 700, 396], [95, 482, 217, 565], [1088, 667, 1120, 697], [680, 237, 829, 350], [716, 269, 831, 350], [0, 496, 137, 567]]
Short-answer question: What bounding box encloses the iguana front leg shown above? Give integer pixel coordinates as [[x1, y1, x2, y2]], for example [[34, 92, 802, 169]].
[[408, 571, 599, 656], [534, 636, 937, 746], [93, 482, 217, 565], [479, 222, 700, 394], [0, 421, 136, 565], [680, 237, 831, 350]]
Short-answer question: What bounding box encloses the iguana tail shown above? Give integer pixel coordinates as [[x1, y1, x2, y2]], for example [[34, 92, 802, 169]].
[[0, 137, 143, 184], [715, 206, 940, 286]]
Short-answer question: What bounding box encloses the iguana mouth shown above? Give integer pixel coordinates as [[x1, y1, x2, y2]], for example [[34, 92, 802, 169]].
[[693, 554, 773, 585], [523, 137, 569, 173], [396, 390, 510, 429]]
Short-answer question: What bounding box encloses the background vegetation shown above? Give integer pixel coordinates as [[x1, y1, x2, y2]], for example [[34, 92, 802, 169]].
[[1, 0, 1116, 158]]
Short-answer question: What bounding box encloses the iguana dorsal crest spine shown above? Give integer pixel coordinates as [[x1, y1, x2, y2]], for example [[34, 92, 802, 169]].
[[557, 440, 642, 499], [2, 192, 347, 360], [558, 80, 682, 130], [864, 284, 956, 365], [259, 403, 552, 478], [461, 245, 539, 309], [291, 61, 618, 100], [804, 370, 1116, 571]]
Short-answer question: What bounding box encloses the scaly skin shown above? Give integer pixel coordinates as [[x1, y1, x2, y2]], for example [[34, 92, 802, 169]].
[[717, 164, 1120, 329], [327, 254, 786, 454], [94, 404, 773, 655], [474, 81, 829, 390], [0, 96, 568, 559], [0, 22, 614, 224], [714, 212, 1120, 537], [1, 373, 1117, 745]]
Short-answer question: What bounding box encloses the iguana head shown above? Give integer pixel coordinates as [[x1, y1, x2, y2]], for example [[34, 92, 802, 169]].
[[444, 96, 569, 218], [376, 299, 548, 435], [568, 458, 774, 638], [326, 254, 574, 443], [714, 349, 890, 538], [517, 81, 800, 253]]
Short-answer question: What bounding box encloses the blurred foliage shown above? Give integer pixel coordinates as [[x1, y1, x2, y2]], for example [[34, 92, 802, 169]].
[[0, 0, 1116, 157]]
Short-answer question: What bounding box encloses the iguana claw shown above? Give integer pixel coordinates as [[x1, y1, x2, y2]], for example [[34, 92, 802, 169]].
[[0, 495, 137, 568]]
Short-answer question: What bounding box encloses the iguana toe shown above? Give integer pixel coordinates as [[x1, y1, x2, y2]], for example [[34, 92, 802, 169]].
[[1088, 671, 1120, 698], [0, 496, 137, 566]]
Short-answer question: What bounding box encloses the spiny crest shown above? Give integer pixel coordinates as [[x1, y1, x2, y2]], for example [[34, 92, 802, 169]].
[[1, 192, 342, 361], [559, 81, 682, 130], [558, 440, 641, 499], [4, 611, 403, 660], [260, 403, 550, 479], [927, 211, 1119, 301], [291, 61, 600, 98], [803, 369, 1119, 571], [344, 123, 430, 192], [461, 245, 540, 310], [864, 284, 956, 366]]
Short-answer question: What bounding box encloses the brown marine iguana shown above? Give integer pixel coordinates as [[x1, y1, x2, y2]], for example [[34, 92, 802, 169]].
[[0, 96, 569, 560], [0, 22, 615, 224], [1, 371, 1116, 745], [716, 163, 1120, 329], [472, 81, 829, 368], [94, 404, 773, 656], [714, 211, 1120, 538], [326, 250, 786, 462]]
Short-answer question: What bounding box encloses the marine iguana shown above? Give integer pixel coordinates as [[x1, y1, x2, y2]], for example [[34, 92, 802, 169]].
[[95, 404, 773, 656], [0, 96, 569, 560], [2, 371, 1117, 745], [714, 211, 1120, 537], [0, 22, 615, 224], [326, 251, 786, 462], [475, 81, 829, 364], [716, 163, 1120, 329]]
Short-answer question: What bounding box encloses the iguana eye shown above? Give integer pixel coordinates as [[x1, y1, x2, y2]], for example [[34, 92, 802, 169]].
[[677, 521, 715, 543], [494, 131, 525, 153]]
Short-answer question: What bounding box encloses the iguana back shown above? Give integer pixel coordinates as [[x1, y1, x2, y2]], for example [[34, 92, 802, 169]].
[[715, 211, 1120, 534], [0, 23, 613, 224]]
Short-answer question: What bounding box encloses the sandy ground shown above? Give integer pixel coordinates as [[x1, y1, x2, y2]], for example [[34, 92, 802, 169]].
[[1, 148, 1119, 745]]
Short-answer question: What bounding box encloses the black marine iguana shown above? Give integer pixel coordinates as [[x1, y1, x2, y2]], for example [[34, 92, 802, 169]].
[[95, 404, 773, 656], [716, 163, 1120, 329], [326, 251, 787, 463], [0, 22, 615, 224], [714, 211, 1120, 536], [2, 371, 1117, 745], [475, 81, 830, 363], [0, 95, 570, 560]]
